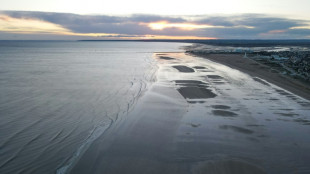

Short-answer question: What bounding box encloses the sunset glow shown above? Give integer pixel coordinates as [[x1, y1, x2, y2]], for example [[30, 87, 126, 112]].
[[144, 21, 255, 31], [146, 21, 218, 30], [141, 35, 217, 40]]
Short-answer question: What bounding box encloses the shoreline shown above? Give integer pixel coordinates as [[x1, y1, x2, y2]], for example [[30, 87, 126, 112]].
[[190, 53, 310, 101]]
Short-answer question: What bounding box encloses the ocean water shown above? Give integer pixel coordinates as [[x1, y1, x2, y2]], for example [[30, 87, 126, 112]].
[[0, 41, 187, 174]]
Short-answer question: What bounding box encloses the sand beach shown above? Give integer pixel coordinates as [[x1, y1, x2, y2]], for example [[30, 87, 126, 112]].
[[71, 52, 310, 174]]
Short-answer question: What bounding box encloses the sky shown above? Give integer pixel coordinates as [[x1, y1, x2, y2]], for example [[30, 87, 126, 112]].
[[1, 0, 310, 40]]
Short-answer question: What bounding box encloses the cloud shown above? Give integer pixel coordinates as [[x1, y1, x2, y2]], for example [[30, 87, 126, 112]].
[[0, 11, 310, 39], [0, 14, 70, 34]]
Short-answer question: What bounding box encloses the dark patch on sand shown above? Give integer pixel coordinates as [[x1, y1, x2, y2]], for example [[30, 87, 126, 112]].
[[156, 53, 167, 56], [175, 80, 208, 87], [219, 125, 254, 134], [270, 69, 278, 73], [207, 75, 224, 79], [193, 66, 207, 69], [212, 110, 238, 117], [290, 97, 299, 100], [189, 123, 201, 128], [175, 80, 216, 100], [277, 118, 291, 122], [213, 82, 226, 85], [178, 87, 216, 99], [253, 77, 270, 86], [278, 108, 294, 111], [159, 56, 175, 60], [247, 137, 260, 142], [172, 65, 195, 72], [193, 160, 265, 174], [298, 102, 310, 107], [275, 112, 299, 117], [269, 98, 279, 101], [211, 79, 222, 82], [257, 134, 268, 138], [187, 101, 205, 104], [211, 105, 231, 110], [247, 124, 265, 127]]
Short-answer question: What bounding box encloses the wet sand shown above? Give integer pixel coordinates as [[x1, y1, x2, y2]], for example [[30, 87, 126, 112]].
[[193, 53, 310, 100], [71, 52, 310, 174]]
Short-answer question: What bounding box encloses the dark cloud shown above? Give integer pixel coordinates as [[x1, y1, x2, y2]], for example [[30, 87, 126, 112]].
[[1, 11, 310, 39]]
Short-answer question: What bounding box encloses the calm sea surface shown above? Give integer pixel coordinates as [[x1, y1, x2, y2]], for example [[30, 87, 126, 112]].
[[0, 41, 186, 174]]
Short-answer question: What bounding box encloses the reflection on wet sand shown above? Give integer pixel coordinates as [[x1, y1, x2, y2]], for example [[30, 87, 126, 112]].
[[174, 80, 216, 100], [178, 87, 216, 99]]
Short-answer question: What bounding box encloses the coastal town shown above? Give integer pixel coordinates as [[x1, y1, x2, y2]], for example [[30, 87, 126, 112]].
[[186, 44, 310, 81]]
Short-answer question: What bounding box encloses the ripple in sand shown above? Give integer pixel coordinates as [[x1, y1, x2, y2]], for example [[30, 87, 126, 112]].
[[193, 159, 265, 174]]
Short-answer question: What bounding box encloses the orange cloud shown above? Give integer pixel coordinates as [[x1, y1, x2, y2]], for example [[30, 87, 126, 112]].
[[0, 15, 70, 34], [268, 30, 286, 33], [260, 30, 287, 36]]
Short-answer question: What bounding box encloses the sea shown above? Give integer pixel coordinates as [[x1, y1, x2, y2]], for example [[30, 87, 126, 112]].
[[0, 41, 187, 174]]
